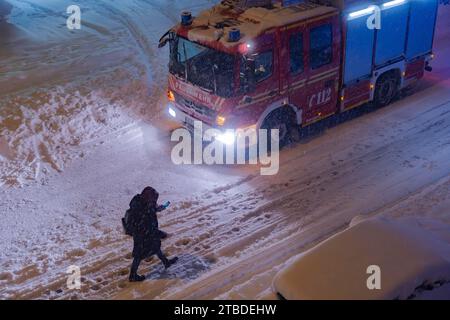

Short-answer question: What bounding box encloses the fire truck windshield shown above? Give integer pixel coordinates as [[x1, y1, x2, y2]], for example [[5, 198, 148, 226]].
[[169, 36, 235, 98]]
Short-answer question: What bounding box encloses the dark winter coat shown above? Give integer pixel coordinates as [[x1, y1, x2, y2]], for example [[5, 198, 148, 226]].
[[130, 194, 165, 259]]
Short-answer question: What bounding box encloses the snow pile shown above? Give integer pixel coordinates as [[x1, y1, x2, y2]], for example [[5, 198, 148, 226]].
[[273, 217, 450, 300], [0, 85, 136, 187], [0, 1, 448, 300], [0, 0, 205, 187]]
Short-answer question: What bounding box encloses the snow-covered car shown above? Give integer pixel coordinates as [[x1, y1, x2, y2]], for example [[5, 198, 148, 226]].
[[272, 217, 450, 300]]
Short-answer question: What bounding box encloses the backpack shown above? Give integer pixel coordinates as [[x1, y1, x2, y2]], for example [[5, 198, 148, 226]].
[[122, 209, 136, 236], [122, 194, 144, 236]]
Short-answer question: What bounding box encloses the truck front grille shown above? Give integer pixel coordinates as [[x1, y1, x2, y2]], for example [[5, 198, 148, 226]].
[[175, 93, 217, 120]]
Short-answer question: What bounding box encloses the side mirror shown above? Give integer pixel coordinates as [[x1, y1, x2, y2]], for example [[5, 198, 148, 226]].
[[158, 39, 170, 48], [158, 30, 174, 48]]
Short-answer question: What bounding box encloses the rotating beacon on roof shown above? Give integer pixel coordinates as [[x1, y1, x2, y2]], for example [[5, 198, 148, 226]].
[[159, 0, 438, 146]]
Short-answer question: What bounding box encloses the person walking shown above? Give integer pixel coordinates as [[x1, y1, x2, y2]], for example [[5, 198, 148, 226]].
[[126, 186, 178, 282]]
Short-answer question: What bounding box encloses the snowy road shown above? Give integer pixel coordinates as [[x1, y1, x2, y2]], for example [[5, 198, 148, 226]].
[[0, 2, 449, 299]]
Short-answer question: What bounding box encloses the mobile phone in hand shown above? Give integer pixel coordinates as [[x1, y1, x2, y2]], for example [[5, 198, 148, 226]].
[[162, 201, 171, 209]]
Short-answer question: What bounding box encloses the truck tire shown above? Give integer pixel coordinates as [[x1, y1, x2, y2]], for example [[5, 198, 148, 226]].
[[374, 71, 400, 108], [261, 107, 298, 150]]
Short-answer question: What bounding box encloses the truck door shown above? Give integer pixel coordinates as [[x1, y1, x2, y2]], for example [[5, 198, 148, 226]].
[[237, 32, 281, 124], [285, 23, 308, 118], [303, 15, 340, 125]]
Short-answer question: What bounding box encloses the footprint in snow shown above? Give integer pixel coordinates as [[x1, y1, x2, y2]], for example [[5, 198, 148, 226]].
[[175, 238, 190, 247]]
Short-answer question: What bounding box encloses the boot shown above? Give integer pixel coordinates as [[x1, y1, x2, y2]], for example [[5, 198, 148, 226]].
[[129, 274, 146, 282], [164, 257, 179, 269], [159, 230, 168, 239]]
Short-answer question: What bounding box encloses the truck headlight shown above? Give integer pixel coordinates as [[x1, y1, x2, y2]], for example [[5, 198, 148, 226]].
[[168, 107, 176, 118]]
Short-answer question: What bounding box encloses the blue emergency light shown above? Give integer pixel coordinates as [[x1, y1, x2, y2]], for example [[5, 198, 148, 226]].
[[181, 11, 192, 26], [228, 28, 241, 42]]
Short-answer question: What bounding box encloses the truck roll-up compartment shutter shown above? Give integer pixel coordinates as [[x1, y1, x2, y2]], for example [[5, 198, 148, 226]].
[[341, 0, 438, 84], [343, 14, 375, 84], [406, 0, 439, 59], [374, 2, 409, 66]]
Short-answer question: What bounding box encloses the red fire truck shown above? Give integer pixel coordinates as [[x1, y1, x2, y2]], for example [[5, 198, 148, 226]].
[[159, 0, 438, 146]]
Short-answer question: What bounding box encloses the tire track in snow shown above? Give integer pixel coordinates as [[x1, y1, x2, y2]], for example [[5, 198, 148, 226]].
[[4, 2, 450, 300], [137, 96, 450, 299], [4, 92, 450, 299], [90, 0, 176, 119], [114, 99, 448, 298]]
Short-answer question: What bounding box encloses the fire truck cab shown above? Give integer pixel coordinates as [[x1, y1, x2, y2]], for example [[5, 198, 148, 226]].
[[160, 0, 438, 146]]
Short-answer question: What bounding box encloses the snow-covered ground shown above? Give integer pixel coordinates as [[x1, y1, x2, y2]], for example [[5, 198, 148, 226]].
[[0, 1, 449, 299]]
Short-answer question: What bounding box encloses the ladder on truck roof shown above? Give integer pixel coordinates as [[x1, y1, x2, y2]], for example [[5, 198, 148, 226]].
[[223, 0, 324, 9], [223, 0, 390, 11]]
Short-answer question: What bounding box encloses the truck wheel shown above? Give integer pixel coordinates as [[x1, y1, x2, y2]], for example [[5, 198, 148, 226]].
[[374, 72, 399, 108], [261, 107, 298, 150]]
